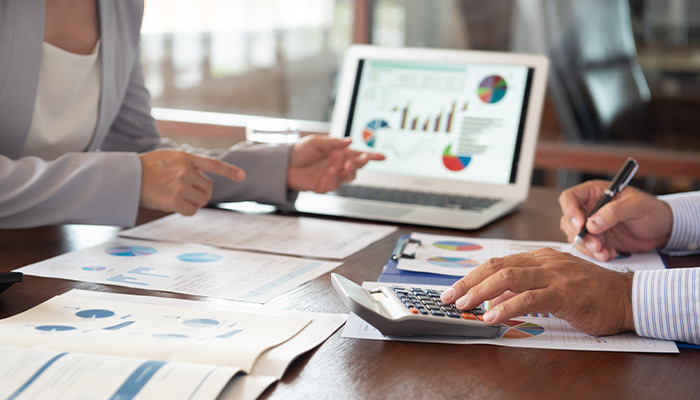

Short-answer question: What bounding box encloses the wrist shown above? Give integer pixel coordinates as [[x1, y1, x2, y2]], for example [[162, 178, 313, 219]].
[[621, 271, 635, 332]]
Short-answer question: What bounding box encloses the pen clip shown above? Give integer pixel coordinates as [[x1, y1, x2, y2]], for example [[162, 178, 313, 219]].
[[391, 238, 421, 260], [614, 157, 639, 194]]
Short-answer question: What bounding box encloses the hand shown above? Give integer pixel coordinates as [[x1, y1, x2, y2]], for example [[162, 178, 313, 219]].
[[286, 135, 385, 193], [440, 248, 635, 337], [139, 149, 245, 215], [559, 180, 673, 261]]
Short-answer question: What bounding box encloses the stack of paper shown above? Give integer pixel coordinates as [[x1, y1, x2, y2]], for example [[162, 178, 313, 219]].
[[0, 290, 346, 400]]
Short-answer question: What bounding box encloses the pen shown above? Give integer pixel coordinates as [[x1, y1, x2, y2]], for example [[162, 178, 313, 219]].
[[571, 157, 639, 249]]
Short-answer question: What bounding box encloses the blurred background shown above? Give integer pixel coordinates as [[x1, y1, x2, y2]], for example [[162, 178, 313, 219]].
[[141, 0, 700, 192]]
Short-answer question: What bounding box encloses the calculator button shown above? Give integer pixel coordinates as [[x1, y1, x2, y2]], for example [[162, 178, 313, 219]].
[[418, 308, 429, 315], [430, 310, 445, 317], [446, 312, 461, 318], [477, 315, 484, 321], [393, 286, 406, 290], [417, 295, 431, 301], [461, 313, 477, 320], [409, 308, 419, 314]]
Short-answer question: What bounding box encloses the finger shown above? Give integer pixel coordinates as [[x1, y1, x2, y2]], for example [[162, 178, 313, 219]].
[[316, 164, 340, 193], [442, 251, 544, 303], [340, 159, 358, 181], [558, 180, 607, 230], [454, 264, 550, 310], [482, 289, 558, 325], [586, 193, 640, 235], [189, 154, 246, 181], [490, 291, 517, 307], [175, 198, 199, 216]]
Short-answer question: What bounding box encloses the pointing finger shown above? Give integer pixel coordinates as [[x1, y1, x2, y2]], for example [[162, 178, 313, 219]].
[[189, 154, 246, 181]]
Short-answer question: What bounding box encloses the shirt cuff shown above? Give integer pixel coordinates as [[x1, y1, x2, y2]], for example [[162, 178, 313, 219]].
[[658, 191, 700, 255], [633, 269, 700, 345]]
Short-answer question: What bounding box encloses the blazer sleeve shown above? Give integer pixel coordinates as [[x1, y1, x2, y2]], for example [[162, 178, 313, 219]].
[[0, 152, 142, 228], [99, 55, 295, 207]]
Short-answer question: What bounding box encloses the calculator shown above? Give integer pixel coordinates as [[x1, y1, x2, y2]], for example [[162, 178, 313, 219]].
[[331, 273, 501, 338]]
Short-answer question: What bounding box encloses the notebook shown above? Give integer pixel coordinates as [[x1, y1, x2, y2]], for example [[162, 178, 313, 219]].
[[293, 45, 549, 230]]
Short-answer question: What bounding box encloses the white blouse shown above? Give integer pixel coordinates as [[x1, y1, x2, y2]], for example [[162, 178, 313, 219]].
[[19, 41, 101, 160]]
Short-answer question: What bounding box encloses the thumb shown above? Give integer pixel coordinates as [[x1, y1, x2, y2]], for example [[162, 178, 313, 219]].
[[586, 197, 635, 235]]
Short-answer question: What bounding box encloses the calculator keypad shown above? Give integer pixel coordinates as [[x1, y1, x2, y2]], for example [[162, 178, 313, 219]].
[[393, 286, 486, 321]]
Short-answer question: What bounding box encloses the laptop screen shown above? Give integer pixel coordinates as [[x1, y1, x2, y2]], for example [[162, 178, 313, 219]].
[[343, 59, 534, 185]]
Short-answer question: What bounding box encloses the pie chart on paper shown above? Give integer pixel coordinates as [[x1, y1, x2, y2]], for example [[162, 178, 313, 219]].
[[433, 241, 483, 251], [427, 257, 479, 269], [501, 320, 545, 339], [105, 246, 157, 257]]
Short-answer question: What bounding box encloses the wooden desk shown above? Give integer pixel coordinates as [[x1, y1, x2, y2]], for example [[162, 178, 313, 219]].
[[2, 187, 700, 399]]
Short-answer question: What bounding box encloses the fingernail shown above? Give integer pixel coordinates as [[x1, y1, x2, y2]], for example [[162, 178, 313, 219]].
[[440, 288, 455, 303], [483, 309, 497, 323], [589, 215, 605, 229], [586, 241, 596, 252], [571, 217, 580, 229], [455, 295, 469, 309]]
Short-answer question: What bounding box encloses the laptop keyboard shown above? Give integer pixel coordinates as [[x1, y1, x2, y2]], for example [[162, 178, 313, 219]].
[[334, 185, 500, 211]]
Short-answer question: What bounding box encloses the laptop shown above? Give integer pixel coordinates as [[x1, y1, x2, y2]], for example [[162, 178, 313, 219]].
[[293, 45, 549, 230]]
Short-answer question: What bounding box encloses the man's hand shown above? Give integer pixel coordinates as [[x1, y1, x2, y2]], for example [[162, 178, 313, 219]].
[[139, 149, 245, 215], [440, 248, 635, 337], [287, 135, 385, 193], [559, 180, 673, 261]]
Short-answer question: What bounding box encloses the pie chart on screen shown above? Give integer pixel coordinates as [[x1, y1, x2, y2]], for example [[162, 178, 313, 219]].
[[478, 75, 507, 104], [363, 119, 389, 147], [442, 144, 471, 172]]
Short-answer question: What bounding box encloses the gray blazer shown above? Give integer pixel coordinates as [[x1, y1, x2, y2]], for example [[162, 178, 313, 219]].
[[0, 0, 292, 228]]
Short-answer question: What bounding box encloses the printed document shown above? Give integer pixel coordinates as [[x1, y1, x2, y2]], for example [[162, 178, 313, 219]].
[[120, 208, 397, 259], [0, 291, 311, 400], [396, 232, 667, 276], [16, 238, 340, 303]]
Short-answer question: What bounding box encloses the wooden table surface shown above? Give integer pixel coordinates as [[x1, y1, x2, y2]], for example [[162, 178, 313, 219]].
[[2, 186, 699, 399]]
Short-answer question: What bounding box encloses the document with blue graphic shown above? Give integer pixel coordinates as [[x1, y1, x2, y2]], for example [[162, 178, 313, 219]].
[[15, 238, 341, 303], [0, 291, 312, 400]]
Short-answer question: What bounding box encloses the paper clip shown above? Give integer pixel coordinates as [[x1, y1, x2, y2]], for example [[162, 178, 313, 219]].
[[391, 238, 421, 260]]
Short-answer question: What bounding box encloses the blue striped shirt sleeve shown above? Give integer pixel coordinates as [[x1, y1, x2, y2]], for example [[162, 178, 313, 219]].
[[633, 268, 700, 345], [658, 190, 700, 255]]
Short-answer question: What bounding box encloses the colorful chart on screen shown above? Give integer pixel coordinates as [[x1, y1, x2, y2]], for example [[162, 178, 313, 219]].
[[433, 240, 483, 251], [478, 75, 507, 104], [442, 144, 471, 172], [427, 257, 479, 269], [176, 252, 223, 263], [105, 246, 157, 257], [501, 320, 545, 339], [363, 119, 389, 148]]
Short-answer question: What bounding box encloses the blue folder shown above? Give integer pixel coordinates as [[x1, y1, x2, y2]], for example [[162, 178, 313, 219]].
[[377, 235, 463, 286]]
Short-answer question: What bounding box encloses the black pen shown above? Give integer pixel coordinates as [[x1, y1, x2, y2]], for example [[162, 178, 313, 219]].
[[571, 157, 639, 249]]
